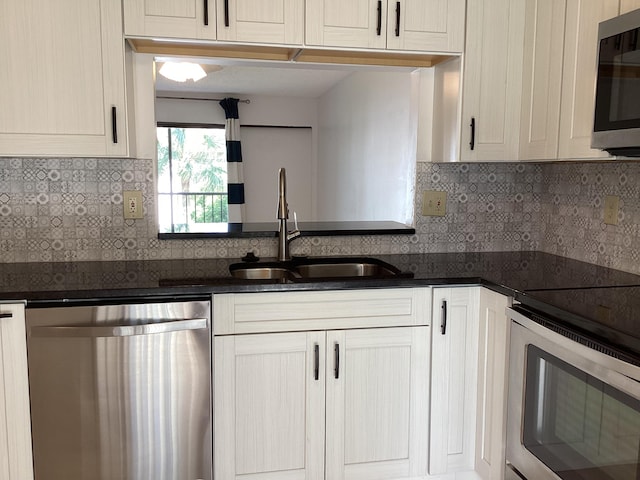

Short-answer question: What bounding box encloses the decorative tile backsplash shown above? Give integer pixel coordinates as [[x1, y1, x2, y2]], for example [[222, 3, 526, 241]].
[[1, 157, 640, 276]]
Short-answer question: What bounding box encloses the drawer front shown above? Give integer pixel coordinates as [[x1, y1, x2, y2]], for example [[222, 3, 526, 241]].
[[213, 287, 431, 334]]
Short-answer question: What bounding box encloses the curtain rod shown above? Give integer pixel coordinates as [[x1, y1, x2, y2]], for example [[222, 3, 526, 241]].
[[157, 96, 251, 104]]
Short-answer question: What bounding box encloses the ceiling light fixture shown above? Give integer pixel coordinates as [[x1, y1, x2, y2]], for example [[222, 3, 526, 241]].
[[158, 61, 208, 82]]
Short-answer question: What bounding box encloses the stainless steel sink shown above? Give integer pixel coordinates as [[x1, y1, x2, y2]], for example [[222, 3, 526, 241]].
[[229, 257, 401, 280], [229, 265, 300, 281]]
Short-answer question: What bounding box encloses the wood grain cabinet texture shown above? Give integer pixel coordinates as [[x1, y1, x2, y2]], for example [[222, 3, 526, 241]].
[[0, 303, 33, 480], [305, 0, 465, 53], [213, 288, 431, 480], [0, 0, 128, 157], [124, 0, 217, 39], [124, 0, 303, 44], [429, 287, 480, 475], [475, 288, 511, 480]]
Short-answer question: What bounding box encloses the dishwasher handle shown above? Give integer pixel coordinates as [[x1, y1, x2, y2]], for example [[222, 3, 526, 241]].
[[30, 318, 208, 338]]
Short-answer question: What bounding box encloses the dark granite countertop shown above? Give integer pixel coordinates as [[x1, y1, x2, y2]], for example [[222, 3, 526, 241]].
[[1, 251, 639, 302], [3, 250, 640, 362]]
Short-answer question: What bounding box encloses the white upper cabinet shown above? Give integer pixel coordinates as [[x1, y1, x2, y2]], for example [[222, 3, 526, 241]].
[[123, 0, 217, 40], [0, 304, 33, 480], [217, 0, 304, 45], [518, 0, 566, 160], [459, 0, 526, 161], [305, 0, 465, 53], [0, 0, 129, 157], [558, 0, 620, 160]]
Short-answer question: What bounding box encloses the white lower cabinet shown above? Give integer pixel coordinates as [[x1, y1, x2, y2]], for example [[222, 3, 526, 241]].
[[213, 288, 431, 480], [429, 287, 481, 475], [475, 288, 511, 480], [0, 303, 33, 480]]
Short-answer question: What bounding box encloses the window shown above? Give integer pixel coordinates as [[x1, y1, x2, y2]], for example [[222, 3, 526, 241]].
[[157, 124, 228, 233]]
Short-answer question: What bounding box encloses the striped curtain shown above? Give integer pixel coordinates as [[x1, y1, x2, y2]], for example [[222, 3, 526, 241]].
[[219, 98, 245, 222]]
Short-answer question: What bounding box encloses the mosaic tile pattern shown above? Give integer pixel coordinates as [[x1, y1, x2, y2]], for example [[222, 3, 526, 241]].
[[540, 161, 640, 274], [1, 157, 640, 276]]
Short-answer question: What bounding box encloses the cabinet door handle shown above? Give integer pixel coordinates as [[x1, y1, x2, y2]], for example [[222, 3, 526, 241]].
[[469, 117, 476, 151], [441, 300, 447, 335], [111, 106, 118, 144], [395, 2, 401, 37], [314, 343, 320, 381], [0, 313, 12, 319], [334, 343, 340, 379], [376, 1, 382, 36], [224, 0, 229, 27], [204, 0, 209, 25]]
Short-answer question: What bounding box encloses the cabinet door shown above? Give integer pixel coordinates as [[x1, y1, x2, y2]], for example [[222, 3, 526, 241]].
[[0, 0, 128, 157], [123, 0, 216, 40], [0, 304, 33, 480], [558, 0, 618, 160], [429, 287, 480, 475], [386, 0, 465, 53], [325, 327, 429, 479], [305, 0, 388, 49], [214, 332, 325, 480], [475, 288, 511, 480], [620, 0, 640, 13], [218, 0, 303, 44], [519, 0, 566, 160], [460, 0, 526, 161]]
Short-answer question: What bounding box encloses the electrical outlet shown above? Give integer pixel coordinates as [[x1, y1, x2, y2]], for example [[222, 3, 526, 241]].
[[422, 190, 447, 216], [604, 195, 619, 225], [123, 191, 143, 219]]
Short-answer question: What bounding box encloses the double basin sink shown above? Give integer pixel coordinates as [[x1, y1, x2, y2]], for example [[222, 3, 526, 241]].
[[229, 256, 403, 282]]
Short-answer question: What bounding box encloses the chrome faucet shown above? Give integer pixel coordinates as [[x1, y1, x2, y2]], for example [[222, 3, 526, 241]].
[[276, 168, 300, 261]]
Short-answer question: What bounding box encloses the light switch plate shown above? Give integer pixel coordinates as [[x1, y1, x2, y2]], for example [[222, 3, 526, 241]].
[[123, 190, 143, 219], [422, 190, 447, 216]]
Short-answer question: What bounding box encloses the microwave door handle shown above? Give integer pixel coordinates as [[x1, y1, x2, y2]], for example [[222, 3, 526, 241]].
[[29, 318, 207, 338]]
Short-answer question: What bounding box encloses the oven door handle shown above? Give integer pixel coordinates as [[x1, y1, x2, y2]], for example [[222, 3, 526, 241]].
[[29, 318, 208, 338]]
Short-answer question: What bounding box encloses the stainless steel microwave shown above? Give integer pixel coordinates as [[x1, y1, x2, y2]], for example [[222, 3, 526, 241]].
[[592, 8, 640, 156]]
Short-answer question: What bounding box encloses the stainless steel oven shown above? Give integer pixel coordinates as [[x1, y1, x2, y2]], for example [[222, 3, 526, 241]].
[[506, 306, 640, 480]]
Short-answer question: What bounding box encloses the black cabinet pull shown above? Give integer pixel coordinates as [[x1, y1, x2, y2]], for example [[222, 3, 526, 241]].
[[111, 106, 118, 144], [313, 344, 319, 380], [0, 313, 12, 319], [469, 117, 476, 151], [441, 300, 447, 335], [376, 1, 382, 36], [395, 2, 401, 37], [204, 0, 209, 25], [224, 0, 229, 27], [334, 343, 340, 379]]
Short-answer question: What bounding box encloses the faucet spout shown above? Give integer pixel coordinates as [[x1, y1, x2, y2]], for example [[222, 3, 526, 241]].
[[276, 168, 300, 261]]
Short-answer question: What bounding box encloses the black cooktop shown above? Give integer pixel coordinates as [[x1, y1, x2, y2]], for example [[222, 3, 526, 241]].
[[517, 286, 640, 362]]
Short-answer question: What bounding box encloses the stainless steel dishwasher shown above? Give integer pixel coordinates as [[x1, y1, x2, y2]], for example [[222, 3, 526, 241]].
[[26, 299, 212, 480]]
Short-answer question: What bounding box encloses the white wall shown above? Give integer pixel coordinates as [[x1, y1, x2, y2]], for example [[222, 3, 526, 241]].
[[155, 95, 317, 222], [316, 70, 418, 225]]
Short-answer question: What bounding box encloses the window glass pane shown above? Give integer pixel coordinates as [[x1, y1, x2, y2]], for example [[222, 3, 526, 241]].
[[157, 125, 227, 233]]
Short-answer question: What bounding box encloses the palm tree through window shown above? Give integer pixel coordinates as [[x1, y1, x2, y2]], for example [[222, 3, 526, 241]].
[[157, 124, 228, 233]]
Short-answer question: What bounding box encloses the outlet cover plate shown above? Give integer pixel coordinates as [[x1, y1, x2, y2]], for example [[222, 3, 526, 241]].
[[604, 195, 619, 225], [123, 190, 143, 219], [422, 190, 447, 216]]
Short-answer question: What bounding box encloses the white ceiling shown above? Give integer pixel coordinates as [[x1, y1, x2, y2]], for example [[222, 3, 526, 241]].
[[154, 57, 416, 98]]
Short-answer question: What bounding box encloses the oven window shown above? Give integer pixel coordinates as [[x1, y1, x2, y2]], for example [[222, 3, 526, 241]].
[[523, 345, 640, 480]]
